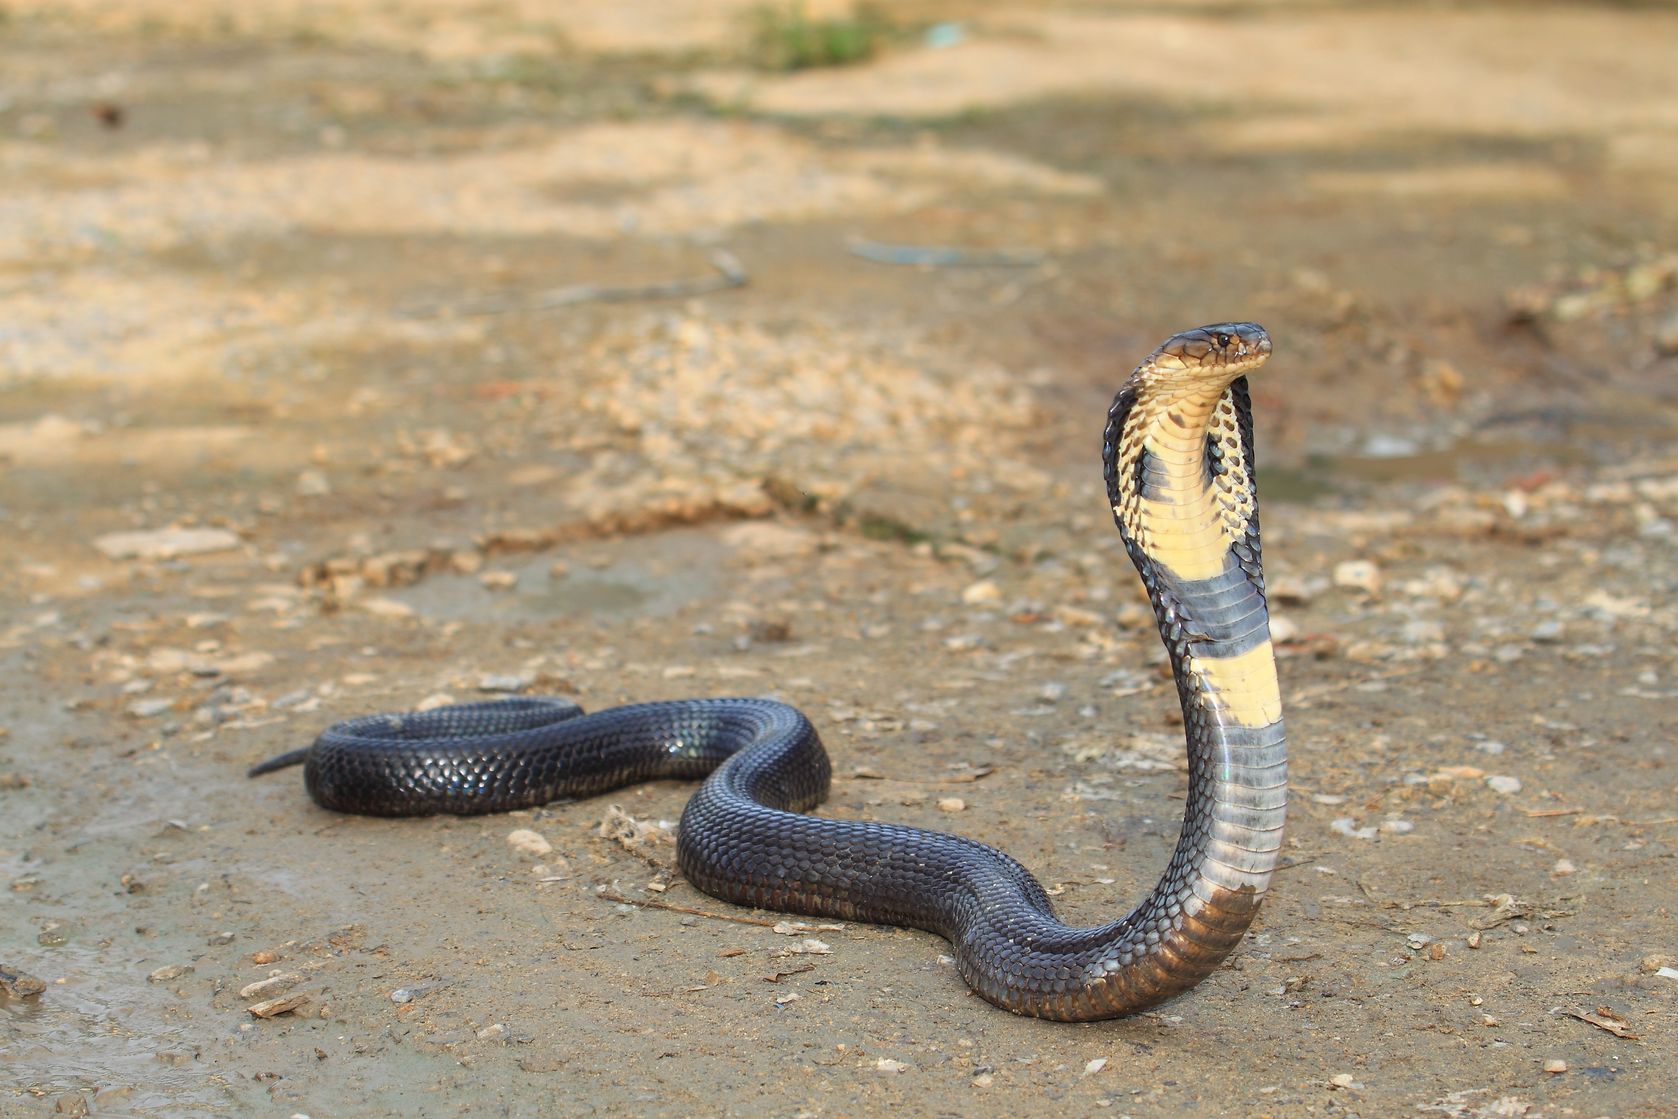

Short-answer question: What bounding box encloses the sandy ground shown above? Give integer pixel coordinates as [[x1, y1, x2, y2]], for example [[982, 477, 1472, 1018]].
[[3, 2, 1677, 1116]]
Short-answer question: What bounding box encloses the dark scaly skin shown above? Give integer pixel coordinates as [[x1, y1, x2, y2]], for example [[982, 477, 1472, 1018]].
[[251, 322, 1288, 1021]]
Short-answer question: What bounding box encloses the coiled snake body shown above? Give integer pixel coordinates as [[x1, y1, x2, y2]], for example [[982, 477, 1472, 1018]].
[[252, 322, 1287, 1022]]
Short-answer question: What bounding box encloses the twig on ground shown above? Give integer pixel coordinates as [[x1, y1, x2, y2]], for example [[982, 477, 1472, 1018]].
[[846, 237, 1046, 268], [841, 765, 995, 784], [404, 250, 748, 317], [594, 887, 785, 928]]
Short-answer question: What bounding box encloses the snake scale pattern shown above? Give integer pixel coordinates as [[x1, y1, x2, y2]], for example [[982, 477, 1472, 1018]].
[[252, 322, 1288, 1021]]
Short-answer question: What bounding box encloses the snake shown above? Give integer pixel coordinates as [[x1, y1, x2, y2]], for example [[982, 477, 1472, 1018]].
[[250, 322, 1287, 1022]]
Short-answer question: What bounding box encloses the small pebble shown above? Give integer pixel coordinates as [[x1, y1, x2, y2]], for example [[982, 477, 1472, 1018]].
[[480, 571, 518, 591], [1053, 605, 1102, 628], [1330, 817, 1378, 841], [247, 993, 310, 1018], [1653, 313, 1678, 357], [1400, 619, 1444, 644], [94, 527, 239, 560], [0, 964, 47, 998], [358, 597, 414, 619], [1084, 1057, 1107, 1076], [961, 580, 1002, 604], [1552, 859, 1575, 876], [1113, 602, 1150, 629], [1543, 1059, 1567, 1074], [1486, 775, 1522, 795], [936, 797, 965, 813], [1404, 568, 1464, 602], [1332, 559, 1382, 595], [270, 689, 311, 710], [476, 1023, 509, 1042], [1329, 1073, 1362, 1090], [478, 674, 529, 693], [1270, 575, 1322, 605], [747, 619, 793, 644], [238, 972, 302, 1000], [875, 1058, 909, 1073], [147, 964, 192, 983], [506, 829, 553, 858]]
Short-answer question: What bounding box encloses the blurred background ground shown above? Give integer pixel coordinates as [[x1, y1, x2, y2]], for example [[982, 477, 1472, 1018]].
[[1, 2, 1676, 1116]]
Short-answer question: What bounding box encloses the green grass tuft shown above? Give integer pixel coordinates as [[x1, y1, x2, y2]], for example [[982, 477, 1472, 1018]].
[[748, 3, 893, 72]]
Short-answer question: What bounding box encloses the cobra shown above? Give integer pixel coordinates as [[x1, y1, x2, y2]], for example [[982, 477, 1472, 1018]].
[[251, 322, 1287, 1022]]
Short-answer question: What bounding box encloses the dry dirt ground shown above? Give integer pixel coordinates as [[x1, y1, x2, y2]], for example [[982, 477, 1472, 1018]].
[[3, 2, 1677, 1117]]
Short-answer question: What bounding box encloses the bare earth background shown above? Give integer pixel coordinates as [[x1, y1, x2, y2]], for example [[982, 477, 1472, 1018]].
[[2, 2, 1677, 1116]]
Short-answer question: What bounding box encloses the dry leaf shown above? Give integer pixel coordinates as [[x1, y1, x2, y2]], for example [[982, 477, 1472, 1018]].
[[1566, 1007, 1640, 1040]]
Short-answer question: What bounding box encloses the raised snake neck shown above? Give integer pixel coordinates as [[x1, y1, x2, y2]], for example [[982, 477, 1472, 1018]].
[[251, 322, 1287, 1021]]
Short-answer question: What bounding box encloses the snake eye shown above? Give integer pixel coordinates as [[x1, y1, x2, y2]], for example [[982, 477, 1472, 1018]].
[[1215, 332, 1233, 349]]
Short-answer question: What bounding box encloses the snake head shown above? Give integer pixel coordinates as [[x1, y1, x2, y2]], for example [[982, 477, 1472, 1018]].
[[1146, 322, 1272, 384]]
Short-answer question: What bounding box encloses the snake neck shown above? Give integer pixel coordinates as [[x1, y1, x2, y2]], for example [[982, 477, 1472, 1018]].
[[1067, 351, 1287, 1016]]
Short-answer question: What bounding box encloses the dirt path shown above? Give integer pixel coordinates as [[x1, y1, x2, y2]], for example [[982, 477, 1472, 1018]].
[[3, 3, 1676, 1116]]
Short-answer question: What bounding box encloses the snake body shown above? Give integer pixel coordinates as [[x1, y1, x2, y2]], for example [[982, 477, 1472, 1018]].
[[251, 322, 1287, 1021]]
